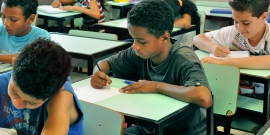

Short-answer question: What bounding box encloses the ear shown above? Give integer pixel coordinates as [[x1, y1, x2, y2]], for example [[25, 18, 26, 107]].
[[260, 12, 268, 22], [178, 0, 183, 7], [160, 32, 170, 44], [59, 86, 64, 91], [27, 14, 35, 25]]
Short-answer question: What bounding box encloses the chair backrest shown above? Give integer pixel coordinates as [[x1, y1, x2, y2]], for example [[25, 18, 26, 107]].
[[31, 13, 38, 26], [195, 1, 230, 8], [104, 3, 112, 22], [79, 100, 125, 135], [202, 63, 239, 116], [198, 10, 206, 34], [68, 29, 118, 40]]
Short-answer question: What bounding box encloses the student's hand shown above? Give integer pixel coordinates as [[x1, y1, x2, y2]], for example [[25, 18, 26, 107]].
[[60, 6, 79, 11], [52, 0, 62, 8], [211, 45, 230, 57], [119, 80, 158, 94], [12, 57, 16, 66], [200, 57, 225, 65], [91, 71, 112, 89]]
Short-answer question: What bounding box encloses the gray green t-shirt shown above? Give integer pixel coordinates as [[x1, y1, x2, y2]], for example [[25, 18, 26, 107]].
[[106, 40, 210, 134]]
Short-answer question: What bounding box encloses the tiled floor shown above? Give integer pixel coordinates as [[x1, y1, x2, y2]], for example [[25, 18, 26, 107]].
[[218, 126, 254, 135]]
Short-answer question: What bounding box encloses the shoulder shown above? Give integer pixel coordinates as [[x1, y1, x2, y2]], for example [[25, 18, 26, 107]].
[[30, 26, 51, 40], [205, 25, 237, 37], [172, 45, 200, 64]]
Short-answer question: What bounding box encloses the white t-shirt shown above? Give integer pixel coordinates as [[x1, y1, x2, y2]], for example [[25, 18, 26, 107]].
[[204, 22, 270, 55]]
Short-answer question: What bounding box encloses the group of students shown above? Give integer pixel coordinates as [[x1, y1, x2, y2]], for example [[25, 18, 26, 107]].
[[0, 0, 269, 134]]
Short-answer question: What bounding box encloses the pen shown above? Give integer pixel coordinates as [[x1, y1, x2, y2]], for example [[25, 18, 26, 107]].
[[123, 80, 134, 84], [91, 55, 110, 88], [211, 37, 223, 48]]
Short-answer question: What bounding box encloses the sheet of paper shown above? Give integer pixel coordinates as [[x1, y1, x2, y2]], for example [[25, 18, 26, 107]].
[[38, 5, 68, 14], [117, 20, 127, 28], [74, 85, 120, 103], [210, 51, 250, 59]]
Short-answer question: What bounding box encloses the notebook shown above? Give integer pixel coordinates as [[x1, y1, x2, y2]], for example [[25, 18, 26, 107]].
[[210, 51, 250, 59], [210, 9, 232, 14], [38, 5, 68, 14]]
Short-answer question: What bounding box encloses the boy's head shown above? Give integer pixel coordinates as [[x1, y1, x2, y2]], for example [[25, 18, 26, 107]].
[[127, 0, 174, 60], [1, 0, 38, 36], [9, 38, 72, 109], [229, 0, 269, 39]]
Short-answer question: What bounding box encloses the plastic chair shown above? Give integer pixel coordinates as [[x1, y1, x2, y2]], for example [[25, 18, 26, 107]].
[[203, 63, 240, 135], [195, 1, 230, 8], [68, 29, 118, 40], [79, 100, 125, 135], [198, 10, 206, 34]]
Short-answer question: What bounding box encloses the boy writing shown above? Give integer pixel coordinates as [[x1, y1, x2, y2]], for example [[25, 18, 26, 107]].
[[193, 0, 270, 69], [0, 39, 84, 135], [90, 0, 212, 134], [0, 0, 50, 64]]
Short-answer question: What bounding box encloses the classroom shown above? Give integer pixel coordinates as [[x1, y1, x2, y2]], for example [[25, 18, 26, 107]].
[[0, 0, 270, 134]]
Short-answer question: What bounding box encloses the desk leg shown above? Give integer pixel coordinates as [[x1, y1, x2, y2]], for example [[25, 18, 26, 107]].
[[263, 79, 270, 123], [154, 125, 163, 135], [87, 56, 93, 76], [196, 25, 200, 35], [70, 19, 75, 28], [120, 8, 124, 19], [44, 18, 48, 28], [58, 20, 64, 33]]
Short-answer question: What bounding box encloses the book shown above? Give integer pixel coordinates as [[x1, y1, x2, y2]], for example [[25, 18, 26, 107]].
[[38, 5, 68, 14], [210, 9, 232, 14], [210, 51, 250, 59]]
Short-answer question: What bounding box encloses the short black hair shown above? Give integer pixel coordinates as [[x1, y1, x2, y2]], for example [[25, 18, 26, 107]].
[[229, 0, 270, 18], [3, 0, 38, 19], [127, 0, 174, 38], [12, 38, 73, 100]]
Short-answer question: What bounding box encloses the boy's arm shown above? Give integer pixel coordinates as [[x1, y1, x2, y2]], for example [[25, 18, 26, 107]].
[[0, 54, 18, 64], [91, 60, 112, 89], [41, 90, 78, 135], [202, 55, 270, 69], [174, 13, 191, 29], [193, 34, 230, 57], [120, 81, 212, 108]]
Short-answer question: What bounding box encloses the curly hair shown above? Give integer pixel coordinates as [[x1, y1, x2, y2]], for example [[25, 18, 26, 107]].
[[3, 0, 38, 19], [229, 0, 270, 18], [127, 0, 174, 38], [12, 38, 73, 100], [165, 0, 201, 26]]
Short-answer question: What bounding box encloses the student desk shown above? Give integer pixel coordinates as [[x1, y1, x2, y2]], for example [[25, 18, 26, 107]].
[[37, 10, 84, 32], [0, 63, 12, 74], [106, 1, 136, 18], [94, 18, 200, 40], [50, 33, 131, 75], [196, 6, 233, 25], [72, 77, 200, 135], [195, 50, 270, 132]]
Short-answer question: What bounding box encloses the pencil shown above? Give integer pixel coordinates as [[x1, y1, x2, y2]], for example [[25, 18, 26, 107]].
[[211, 37, 223, 48], [91, 55, 110, 88]]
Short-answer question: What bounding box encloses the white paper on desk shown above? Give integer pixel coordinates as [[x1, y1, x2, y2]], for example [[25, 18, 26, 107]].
[[38, 5, 68, 14], [75, 86, 120, 103], [117, 20, 127, 28], [0, 128, 17, 135], [210, 51, 250, 59]]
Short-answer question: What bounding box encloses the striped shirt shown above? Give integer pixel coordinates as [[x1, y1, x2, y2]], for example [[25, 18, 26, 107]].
[[77, 0, 105, 26]]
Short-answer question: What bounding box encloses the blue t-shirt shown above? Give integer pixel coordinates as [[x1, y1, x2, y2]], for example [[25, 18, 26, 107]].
[[267, 12, 270, 23], [0, 72, 84, 135], [0, 24, 51, 54]]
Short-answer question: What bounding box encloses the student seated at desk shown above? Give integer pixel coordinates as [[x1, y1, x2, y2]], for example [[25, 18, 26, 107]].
[[0, 39, 84, 135], [90, 0, 212, 134], [165, 0, 200, 48], [193, 0, 270, 70], [52, 0, 105, 31], [0, 0, 50, 64]]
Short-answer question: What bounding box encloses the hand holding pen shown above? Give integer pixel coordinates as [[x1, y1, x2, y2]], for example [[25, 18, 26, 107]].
[[211, 37, 230, 57], [90, 55, 111, 89]]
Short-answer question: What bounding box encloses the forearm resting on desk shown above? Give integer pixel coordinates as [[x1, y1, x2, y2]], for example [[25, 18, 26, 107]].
[[156, 83, 212, 108], [0, 54, 17, 64], [174, 14, 191, 29]]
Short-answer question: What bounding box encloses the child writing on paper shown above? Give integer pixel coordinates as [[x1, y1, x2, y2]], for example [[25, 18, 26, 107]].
[[165, 0, 201, 48], [193, 0, 270, 70], [0, 38, 84, 135], [52, 0, 105, 31], [90, 0, 212, 134], [0, 0, 50, 64]]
